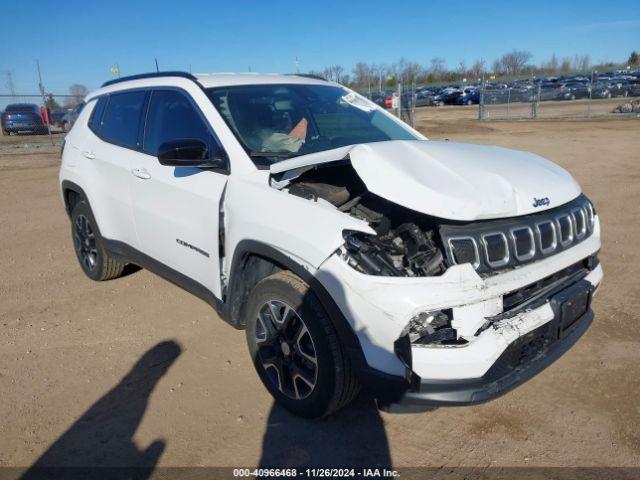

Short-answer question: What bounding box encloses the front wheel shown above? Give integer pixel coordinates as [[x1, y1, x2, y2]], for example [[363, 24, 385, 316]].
[[245, 271, 360, 418]]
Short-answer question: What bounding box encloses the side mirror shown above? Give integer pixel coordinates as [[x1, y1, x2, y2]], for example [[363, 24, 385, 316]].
[[157, 139, 226, 169]]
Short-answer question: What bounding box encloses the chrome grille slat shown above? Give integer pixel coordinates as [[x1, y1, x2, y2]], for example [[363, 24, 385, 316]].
[[440, 195, 595, 275], [510, 226, 535, 261], [482, 232, 510, 268]]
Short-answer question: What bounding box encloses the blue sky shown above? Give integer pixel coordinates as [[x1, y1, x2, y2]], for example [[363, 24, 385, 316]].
[[1, 0, 639, 93]]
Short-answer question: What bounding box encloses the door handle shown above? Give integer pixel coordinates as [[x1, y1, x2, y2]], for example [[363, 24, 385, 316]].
[[82, 151, 95, 159], [131, 168, 151, 180]]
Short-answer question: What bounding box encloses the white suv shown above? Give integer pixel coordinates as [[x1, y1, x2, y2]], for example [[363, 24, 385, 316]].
[[59, 72, 603, 418]]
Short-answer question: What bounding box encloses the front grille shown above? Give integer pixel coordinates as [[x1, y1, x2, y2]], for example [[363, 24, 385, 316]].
[[440, 195, 595, 275]]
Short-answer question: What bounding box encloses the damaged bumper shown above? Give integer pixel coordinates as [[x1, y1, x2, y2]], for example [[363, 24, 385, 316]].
[[315, 217, 602, 408]]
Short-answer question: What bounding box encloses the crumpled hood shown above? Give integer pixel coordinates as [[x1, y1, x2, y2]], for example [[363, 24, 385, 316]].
[[271, 140, 582, 221]]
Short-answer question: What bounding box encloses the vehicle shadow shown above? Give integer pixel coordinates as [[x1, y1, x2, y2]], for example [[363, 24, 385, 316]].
[[255, 267, 411, 469], [259, 396, 392, 469], [19, 340, 182, 480]]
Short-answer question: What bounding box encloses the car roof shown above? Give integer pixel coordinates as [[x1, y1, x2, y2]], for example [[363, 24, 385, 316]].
[[6, 103, 39, 109], [89, 72, 335, 100], [194, 73, 331, 88]]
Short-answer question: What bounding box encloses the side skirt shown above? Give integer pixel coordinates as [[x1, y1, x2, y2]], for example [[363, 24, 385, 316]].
[[102, 238, 232, 326]]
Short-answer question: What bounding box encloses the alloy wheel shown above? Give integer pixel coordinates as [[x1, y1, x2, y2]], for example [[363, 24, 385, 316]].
[[255, 300, 318, 400], [74, 214, 98, 271]]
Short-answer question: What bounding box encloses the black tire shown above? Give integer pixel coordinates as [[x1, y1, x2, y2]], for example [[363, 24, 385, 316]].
[[245, 271, 360, 418], [70, 200, 126, 281]]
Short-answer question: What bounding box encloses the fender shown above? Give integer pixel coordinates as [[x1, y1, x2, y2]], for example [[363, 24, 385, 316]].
[[227, 240, 409, 401]]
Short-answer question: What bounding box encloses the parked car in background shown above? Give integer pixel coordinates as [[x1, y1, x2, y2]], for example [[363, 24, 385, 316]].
[[590, 83, 612, 99], [434, 87, 462, 105], [557, 82, 590, 100], [414, 88, 438, 107], [607, 78, 631, 97], [538, 82, 561, 101], [61, 102, 85, 132], [627, 79, 640, 97], [1, 103, 47, 135], [483, 84, 515, 104], [49, 109, 70, 129], [457, 86, 479, 105]]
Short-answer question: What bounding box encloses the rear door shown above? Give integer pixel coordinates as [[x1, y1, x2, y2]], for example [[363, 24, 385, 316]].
[[86, 91, 147, 248], [130, 88, 228, 298]]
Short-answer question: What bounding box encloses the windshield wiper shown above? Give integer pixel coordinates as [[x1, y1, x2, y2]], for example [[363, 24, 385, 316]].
[[249, 151, 299, 159]]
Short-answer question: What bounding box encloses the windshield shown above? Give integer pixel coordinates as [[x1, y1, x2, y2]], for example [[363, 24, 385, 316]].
[[207, 84, 417, 164]]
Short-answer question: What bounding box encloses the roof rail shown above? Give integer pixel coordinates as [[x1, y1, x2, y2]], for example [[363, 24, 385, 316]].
[[101, 71, 198, 88], [287, 73, 328, 81]]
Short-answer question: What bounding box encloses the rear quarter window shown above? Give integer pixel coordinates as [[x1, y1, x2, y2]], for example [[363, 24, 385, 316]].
[[99, 91, 146, 148], [88, 97, 108, 134]]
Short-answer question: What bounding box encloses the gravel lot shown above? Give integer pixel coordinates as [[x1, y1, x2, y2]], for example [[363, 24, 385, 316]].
[[0, 113, 639, 474]]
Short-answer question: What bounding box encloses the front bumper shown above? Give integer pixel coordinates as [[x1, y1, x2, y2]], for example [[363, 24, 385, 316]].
[[389, 285, 594, 411], [316, 217, 602, 407]]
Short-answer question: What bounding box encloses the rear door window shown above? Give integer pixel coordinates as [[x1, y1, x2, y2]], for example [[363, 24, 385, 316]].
[[100, 91, 146, 148]]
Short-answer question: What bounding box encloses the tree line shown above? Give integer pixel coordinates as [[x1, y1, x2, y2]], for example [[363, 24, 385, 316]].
[[45, 83, 89, 110], [309, 50, 640, 88]]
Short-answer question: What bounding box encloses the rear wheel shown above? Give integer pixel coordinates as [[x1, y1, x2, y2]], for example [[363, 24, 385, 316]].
[[245, 271, 360, 418], [70, 201, 125, 281]]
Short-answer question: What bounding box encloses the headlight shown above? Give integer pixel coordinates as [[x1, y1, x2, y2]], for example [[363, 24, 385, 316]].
[[401, 309, 466, 347], [341, 228, 445, 277]]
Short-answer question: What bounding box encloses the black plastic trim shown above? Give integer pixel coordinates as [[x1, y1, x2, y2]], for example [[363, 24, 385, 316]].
[[228, 240, 410, 401], [60, 180, 89, 217], [101, 71, 198, 88], [102, 238, 229, 322]]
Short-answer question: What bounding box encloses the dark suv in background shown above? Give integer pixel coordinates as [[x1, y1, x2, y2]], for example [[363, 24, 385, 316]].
[[1, 103, 46, 135]]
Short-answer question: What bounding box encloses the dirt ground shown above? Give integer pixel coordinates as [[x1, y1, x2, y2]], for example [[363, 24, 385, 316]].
[[0, 111, 639, 475]]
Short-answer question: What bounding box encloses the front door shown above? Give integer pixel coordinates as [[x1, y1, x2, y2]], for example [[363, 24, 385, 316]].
[[130, 89, 228, 298]]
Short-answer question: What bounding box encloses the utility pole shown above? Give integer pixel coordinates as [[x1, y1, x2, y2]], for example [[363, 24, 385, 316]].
[[36, 60, 54, 146], [294, 56, 300, 74], [2, 70, 16, 100]]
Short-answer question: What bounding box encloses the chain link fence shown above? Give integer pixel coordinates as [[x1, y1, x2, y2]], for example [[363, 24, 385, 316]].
[[362, 69, 640, 123], [478, 75, 640, 120]]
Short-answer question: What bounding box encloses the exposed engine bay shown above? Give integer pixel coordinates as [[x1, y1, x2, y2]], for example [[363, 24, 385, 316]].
[[275, 161, 447, 277]]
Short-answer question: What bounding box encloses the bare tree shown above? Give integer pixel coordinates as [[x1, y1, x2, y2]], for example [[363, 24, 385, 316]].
[[560, 57, 572, 73], [540, 54, 559, 73], [397, 58, 422, 84], [324, 65, 345, 84], [491, 59, 503, 76], [457, 60, 467, 78], [573, 54, 590, 72], [498, 50, 533, 76], [65, 84, 89, 107], [469, 59, 485, 79], [428, 57, 446, 81], [352, 62, 371, 88]]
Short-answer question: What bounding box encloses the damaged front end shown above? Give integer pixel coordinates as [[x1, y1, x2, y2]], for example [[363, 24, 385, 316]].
[[270, 148, 602, 409], [279, 159, 448, 278]]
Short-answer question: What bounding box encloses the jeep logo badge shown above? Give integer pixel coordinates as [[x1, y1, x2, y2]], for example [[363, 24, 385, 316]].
[[532, 197, 550, 208]]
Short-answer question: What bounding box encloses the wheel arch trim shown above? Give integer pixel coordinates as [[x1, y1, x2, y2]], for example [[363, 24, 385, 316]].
[[227, 239, 410, 400]]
